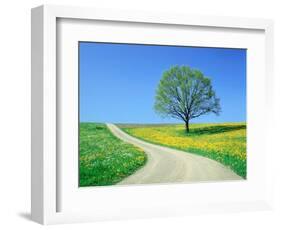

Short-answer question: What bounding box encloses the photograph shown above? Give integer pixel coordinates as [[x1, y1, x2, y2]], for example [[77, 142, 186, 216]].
[[79, 42, 247, 187]]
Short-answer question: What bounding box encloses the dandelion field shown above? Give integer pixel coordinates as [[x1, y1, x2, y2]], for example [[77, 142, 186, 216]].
[[119, 122, 246, 178], [79, 123, 147, 186]]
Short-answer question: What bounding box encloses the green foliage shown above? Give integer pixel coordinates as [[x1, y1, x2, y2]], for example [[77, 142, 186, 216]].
[[79, 123, 147, 186], [154, 65, 221, 131]]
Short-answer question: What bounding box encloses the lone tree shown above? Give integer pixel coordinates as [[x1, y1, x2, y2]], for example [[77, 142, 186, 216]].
[[154, 65, 221, 133]]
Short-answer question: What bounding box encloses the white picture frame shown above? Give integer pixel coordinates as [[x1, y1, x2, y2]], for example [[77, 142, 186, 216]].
[[31, 4, 274, 225]]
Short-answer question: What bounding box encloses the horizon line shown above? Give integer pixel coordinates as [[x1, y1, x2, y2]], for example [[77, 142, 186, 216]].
[[80, 121, 246, 124]]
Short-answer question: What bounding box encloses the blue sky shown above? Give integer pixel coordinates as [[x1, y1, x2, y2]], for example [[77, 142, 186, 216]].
[[79, 42, 246, 124]]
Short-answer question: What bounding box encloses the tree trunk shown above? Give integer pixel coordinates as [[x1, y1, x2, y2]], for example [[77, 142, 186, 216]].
[[185, 121, 190, 133]]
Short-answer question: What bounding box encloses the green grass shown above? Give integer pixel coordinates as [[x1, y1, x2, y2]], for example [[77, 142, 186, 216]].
[[79, 123, 147, 186], [118, 122, 246, 178]]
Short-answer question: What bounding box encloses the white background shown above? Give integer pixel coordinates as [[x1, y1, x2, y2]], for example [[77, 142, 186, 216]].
[[0, 0, 280, 229]]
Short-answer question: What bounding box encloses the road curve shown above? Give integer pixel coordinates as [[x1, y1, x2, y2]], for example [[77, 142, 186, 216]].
[[106, 123, 242, 185]]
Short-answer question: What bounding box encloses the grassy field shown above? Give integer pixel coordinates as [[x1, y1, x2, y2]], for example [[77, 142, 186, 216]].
[[118, 122, 246, 178], [79, 123, 147, 186]]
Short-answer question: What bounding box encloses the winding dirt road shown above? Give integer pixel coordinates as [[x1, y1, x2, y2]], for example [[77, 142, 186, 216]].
[[107, 123, 242, 185]]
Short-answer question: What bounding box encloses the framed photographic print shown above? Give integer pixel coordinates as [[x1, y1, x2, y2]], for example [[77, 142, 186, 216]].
[[31, 5, 274, 224]]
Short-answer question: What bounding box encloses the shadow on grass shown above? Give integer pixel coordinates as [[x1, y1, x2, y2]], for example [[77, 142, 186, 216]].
[[187, 124, 246, 136]]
